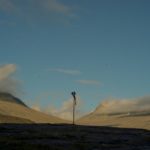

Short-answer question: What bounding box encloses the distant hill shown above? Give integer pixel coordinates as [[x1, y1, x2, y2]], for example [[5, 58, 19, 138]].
[[78, 103, 150, 130], [0, 93, 68, 124]]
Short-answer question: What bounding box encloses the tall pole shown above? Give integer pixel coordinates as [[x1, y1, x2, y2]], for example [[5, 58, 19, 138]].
[[71, 91, 76, 125], [73, 99, 75, 125]]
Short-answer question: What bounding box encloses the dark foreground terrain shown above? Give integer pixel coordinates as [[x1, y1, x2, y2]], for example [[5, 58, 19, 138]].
[[0, 124, 149, 150]]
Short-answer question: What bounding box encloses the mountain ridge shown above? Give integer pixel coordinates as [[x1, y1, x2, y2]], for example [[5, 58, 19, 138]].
[[0, 92, 68, 124], [78, 101, 150, 130], [0, 92, 27, 107]]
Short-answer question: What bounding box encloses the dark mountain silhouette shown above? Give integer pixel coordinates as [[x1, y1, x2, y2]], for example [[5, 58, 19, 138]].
[[0, 92, 27, 107]]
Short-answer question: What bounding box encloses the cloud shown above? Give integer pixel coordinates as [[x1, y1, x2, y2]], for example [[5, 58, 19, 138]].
[[50, 68, 81, 75], [0, 64, 16, 80], [77, 80, 100, 85], [0, 0, 72, 16], [0, 64, 21, 96], [95, 96, 150, 115], [42, 0, 71, 15], [32, 96, 85, 120], [0, 0, 75, 26]]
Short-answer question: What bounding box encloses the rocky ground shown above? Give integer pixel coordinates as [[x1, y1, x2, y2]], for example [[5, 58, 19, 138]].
[[0, 124, 149, 150]]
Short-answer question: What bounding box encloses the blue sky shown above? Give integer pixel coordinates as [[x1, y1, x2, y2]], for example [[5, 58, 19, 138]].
[[0, 0, 150, 113]]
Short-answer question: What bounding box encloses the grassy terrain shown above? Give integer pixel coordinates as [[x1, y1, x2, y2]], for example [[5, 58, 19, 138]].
[[0, 124, 149, 150]]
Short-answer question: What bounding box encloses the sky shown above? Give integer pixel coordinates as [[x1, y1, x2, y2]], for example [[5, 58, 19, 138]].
[[0, 0, 150, 118]]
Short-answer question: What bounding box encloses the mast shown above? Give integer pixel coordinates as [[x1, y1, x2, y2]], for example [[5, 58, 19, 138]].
[[71, 91, 76, 125]]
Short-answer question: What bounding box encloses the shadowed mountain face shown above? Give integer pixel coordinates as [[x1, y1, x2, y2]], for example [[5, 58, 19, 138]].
[[0, 92, 27, 107]]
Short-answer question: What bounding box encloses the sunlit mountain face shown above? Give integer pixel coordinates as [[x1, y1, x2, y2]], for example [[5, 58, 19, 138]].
[[0, 93, 69, 124]]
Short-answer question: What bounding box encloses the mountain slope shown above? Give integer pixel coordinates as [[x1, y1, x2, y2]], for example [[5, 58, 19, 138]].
[[0, 93, 68, 124], [78, 104, 150, 130], [0, 114, 33, 123], [0, 100, 68, 123]]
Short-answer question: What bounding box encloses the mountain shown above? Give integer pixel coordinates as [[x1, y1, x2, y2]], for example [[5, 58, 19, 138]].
[[78, 103, 150, 130], [0, 92, 27, 107], [0, 114, 33, 123], [0, 93, 68, 124]]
